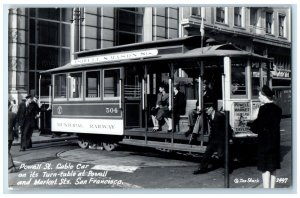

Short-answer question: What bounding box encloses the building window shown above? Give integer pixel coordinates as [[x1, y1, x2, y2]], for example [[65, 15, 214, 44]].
[[116, 8, 143, 46], [216, 7, 227, 24], [191, 7, 205, 18], [29, 8, 72, 97], [279, 14, 286, 37], [234, 7, 244, 27], [86, 71, 100, 98], [266, 11, 273, 34]]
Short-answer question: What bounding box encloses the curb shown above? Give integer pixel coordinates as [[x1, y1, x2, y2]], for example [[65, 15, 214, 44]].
[[12, 136, 78, 146]]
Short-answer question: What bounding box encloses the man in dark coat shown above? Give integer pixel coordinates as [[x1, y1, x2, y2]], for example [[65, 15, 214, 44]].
[[172, 84, 186, 132], [8, 101, 17, 171], [193, 105, 233, 174], [17, 95, 39, 151], [184, 80, 216, 139], [247, 85, 282, 188], [17, 97, 27, 151]]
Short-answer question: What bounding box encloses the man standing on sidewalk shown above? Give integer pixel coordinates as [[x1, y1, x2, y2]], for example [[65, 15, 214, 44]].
[[9, 100, 18, 172], [17, 95, 39, 151]]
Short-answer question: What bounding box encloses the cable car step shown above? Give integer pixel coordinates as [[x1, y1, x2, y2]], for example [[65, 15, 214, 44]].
[[120, 139, 207, 153]]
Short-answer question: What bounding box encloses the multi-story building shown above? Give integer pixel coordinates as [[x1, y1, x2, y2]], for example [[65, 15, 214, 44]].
[[8, 6, 291, 114]]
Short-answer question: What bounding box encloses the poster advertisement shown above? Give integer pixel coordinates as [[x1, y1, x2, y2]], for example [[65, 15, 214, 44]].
[[232, 102, 251, 133]]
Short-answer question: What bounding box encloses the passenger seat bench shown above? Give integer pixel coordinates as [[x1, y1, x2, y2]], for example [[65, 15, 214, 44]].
[[177, 100, 197, 132]]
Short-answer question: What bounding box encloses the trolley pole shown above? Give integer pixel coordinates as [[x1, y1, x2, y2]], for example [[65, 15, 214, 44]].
[[224, 110, 230, 188]]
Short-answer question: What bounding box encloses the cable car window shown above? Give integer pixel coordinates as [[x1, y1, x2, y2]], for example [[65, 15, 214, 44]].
[[69, 72, 83, 99], [251, 62, 260, 98], [86, 71, 100, 98], [103, 69, 120, 99], [231, 63, 247, 98], [54, 74, 67, 99]]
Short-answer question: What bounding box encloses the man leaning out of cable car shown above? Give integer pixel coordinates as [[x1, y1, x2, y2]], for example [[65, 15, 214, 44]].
[[193, 104, 234, 175], [150, 84, 172, 132]]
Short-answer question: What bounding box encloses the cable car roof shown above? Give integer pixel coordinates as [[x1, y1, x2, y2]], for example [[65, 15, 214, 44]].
[[42, 36, 271, 74]]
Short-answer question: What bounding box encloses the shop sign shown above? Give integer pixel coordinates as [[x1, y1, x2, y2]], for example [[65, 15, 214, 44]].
[[71, 49, 158, 65], [271, 70, 290, 78]]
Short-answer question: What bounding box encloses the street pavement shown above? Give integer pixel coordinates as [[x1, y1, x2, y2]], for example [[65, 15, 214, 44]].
[[12, 131, 77, 146], [9, 118, 292, 189]]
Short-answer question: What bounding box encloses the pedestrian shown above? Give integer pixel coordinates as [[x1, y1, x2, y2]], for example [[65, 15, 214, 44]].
[[32, 95, 41, 130], [17, 95, 39, 151], [150, 84, 171, 132], [17, 97, 27, 150], [171, 84, 186, 132], [9, 97, 18, 114], [193, 104, 233, 174], [8, 100, 18, 172], [247, 85, 282, 188]]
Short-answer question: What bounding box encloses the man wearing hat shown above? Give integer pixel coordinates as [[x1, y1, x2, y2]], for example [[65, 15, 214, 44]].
[[247, 85, 282, 188], [17, 95, 39, 151], [193, 104, 233, 174]]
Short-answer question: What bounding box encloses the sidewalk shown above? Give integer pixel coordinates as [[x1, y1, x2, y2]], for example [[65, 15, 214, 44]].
[[12, 130, 78, 146]]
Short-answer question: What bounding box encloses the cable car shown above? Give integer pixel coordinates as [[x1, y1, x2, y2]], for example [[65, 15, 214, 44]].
[[41, 36, 272, 153]]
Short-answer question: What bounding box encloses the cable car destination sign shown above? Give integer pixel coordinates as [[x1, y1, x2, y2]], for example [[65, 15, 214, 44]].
[[71, 49, 159, 65]]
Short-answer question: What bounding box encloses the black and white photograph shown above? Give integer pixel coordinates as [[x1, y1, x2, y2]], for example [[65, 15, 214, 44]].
[[2, 0, 298, 195]]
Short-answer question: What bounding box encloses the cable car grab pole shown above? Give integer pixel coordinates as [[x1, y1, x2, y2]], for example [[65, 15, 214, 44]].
[[223, 65, 229, 188]]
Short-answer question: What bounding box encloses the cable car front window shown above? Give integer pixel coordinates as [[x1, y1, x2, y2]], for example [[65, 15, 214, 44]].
[[231, 63, 247, 98], [103, 69, 120, 99], [251, 62, 260, 98], [86, 71, 100, 98], [54, 74, 66, 99], [69, 72, 83, 99]]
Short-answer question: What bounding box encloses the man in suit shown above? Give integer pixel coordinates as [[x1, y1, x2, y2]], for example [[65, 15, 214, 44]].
[[193, 105, 233, 174], [17, 97, 27, 151], [172, 84, 186, 132], [184, 80, 216, 138], [17, 95, 39, 151], [8, 100, 18, 172], [150, 84, 170, 132]]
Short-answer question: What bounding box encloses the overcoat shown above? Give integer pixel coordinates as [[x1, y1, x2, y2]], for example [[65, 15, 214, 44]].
[[249, 102, 282, 172], [8, 111, 17, 141], [173, 91, 186, 116]]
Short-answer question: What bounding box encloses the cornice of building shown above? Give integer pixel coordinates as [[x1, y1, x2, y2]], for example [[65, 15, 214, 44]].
[[181, 18, 291, 49]]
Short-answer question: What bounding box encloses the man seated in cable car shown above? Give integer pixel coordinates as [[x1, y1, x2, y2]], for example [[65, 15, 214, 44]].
[[184, 80, 215, 140], [150, 84, 172, 132]]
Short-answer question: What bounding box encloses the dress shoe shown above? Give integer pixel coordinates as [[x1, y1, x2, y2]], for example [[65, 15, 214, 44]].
[[193, 168, 207, 175], [8, 166, 18, 173], [184, 129, 192, 137], [189, 133, 198, 145]]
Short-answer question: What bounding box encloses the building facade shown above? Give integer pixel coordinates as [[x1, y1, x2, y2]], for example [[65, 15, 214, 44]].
[[8, 7, 291, 113]]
